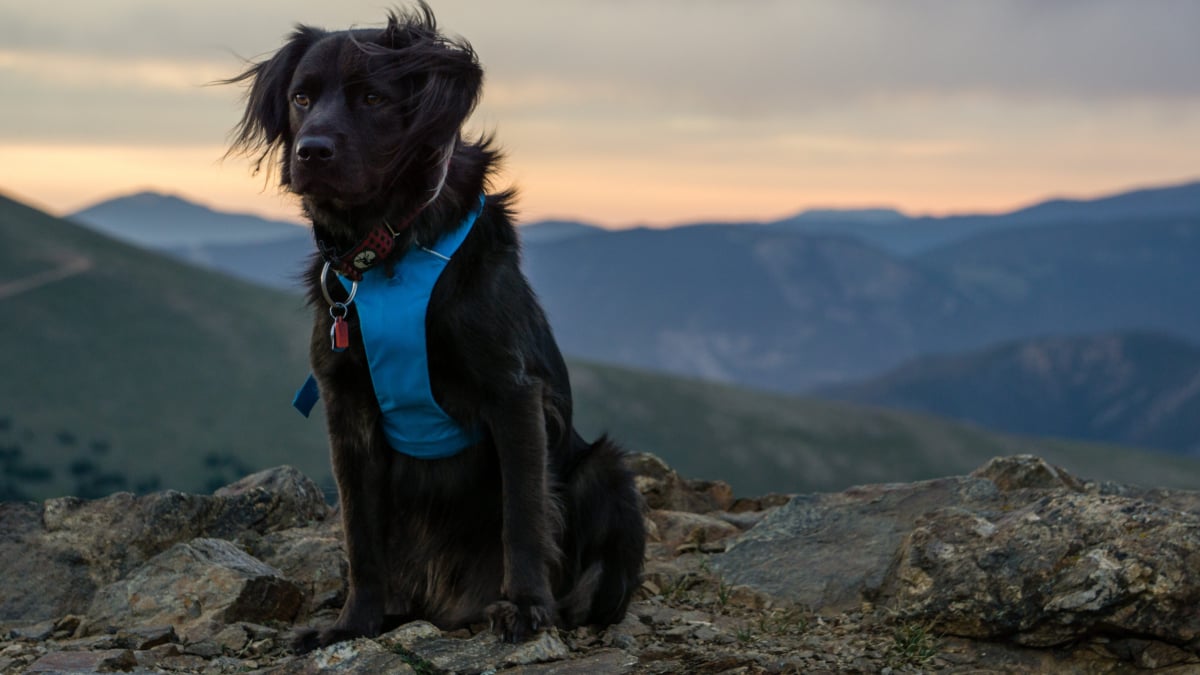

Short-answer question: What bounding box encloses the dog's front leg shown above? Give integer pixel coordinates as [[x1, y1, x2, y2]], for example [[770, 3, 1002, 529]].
[[294, 412, 392, 652], [484, 378, 558, 643]]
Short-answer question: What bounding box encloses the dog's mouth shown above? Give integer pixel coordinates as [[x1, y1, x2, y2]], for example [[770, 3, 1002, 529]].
[[292, 176, 373, 206]]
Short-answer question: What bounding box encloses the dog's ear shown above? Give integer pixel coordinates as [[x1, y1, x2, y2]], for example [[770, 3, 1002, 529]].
[[374, 7, 484, 151], [224, 25, 324, 175], [408, 43, 484, 149]]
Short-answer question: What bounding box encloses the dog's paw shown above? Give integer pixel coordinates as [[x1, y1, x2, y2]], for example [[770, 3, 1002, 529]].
[[486, 599, 554, 643], [289, 627, 323, 655]]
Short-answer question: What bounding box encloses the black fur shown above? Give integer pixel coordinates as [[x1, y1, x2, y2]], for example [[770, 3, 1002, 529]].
[[225, 3, 644, 651]]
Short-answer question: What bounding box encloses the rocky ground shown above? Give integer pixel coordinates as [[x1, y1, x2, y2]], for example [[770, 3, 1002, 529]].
[[2, 454, 1200, 673]]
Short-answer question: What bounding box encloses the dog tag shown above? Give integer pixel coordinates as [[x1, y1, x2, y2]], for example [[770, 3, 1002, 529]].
[[331, 316, 350, 352]]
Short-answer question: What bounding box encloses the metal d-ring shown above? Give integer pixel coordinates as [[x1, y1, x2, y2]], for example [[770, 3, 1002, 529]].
[[320, 261, 358, 308]]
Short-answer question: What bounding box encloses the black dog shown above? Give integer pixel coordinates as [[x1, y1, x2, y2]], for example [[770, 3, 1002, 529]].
[[226, 3, 644, 650]]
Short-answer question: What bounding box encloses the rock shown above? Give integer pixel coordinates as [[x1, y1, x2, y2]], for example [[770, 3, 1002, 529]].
[[54, 615, 83, 638], [647, 510, 742, 550], [183, 639, 223, 658], [716, 453, 1200, 660], [628, 453, 736, 513], [0, 501, 96, 622], [115, 625, 178, 650], [887, 491, 1200, 647], [0, 466, 328, 623], [971, 454, 1085, 492], [248, 524, 347, 615], [401, 629, 572, 673], [8, 619, 55, 641], [1109, 638, 1200, 669], [86, 538, 303, 641], [210, 467, 330, 538], [214, 623, 251, 654], [503, 649, 639, 673], [25, 648, 136, 673], [263, 638, 416, 674], [7, 455, 1200, 674], [712, 475, 999, 611]]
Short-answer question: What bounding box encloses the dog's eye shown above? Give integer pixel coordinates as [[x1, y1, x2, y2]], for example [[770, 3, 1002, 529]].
[[292, 93, 311, 108], [363, 93, 385, 107]]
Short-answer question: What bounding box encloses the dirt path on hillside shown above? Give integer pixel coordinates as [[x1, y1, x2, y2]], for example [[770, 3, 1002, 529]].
[[0, 256, 93, 301]]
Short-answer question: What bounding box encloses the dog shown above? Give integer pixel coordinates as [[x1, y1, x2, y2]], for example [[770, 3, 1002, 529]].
[[225, 3, 645, 650]]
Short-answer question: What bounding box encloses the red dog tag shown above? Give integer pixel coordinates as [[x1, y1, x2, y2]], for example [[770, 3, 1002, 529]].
[[331, 316, 350, 352]]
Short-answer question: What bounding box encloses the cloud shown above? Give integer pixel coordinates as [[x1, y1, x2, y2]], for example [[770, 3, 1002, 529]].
[[2, 0, 1198, 224]]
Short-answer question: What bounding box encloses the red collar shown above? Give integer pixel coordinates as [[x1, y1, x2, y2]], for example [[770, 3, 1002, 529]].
[[315, 212, 417, 281]]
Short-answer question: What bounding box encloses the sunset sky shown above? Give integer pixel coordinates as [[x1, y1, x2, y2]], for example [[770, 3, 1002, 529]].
[[1, 0, 1198, 227]]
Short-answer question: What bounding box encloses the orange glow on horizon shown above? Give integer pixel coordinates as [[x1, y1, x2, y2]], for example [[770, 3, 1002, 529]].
[[1, 141, 1197, 229]]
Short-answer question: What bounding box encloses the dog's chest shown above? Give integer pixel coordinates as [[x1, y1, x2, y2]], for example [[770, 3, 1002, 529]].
[[327, 203, 482, 458], [343, 213, 477, 456]]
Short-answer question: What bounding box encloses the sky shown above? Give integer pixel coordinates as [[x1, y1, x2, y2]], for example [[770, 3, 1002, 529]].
[[1, 0, 1198, 227]]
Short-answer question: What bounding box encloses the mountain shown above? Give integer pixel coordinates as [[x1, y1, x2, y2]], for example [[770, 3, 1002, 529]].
[[773, 179, 1200, 254], [7, 192, 1199, 500], [70, 191, 307, 247], [518, 219, 605, 244], [161, 235, 315, 292], [918, 216, 1200, 342], [1004, 180, 1200, 224], [69, 191, 313, 292], [66, 182, 1200, 393], [73, 194, 606, 291], [822, 332, 1200, 455], [523, 224, 975, 390], [523, 185, 1200, 391]]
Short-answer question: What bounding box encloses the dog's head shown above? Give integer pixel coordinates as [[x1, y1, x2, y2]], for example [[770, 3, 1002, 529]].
[[227, 4, 483, 243]]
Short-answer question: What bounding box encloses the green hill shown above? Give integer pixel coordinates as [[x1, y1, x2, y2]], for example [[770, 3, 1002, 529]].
[[4, 192, 1200, 501], [0, 192, 329, 500], [569, 360, 1200, 495]]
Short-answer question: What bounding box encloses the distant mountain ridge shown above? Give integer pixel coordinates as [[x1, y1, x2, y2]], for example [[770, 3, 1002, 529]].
[[76, 179, 1200, 254], [522, 224, 974, 389], [70, 191, 313, 291], [822, 332, 1200, 455], [70, 191, 307, 248], [8, 191, 1199, 500], [772, 179, 1200, 254], [63, 180, 1200, 397]]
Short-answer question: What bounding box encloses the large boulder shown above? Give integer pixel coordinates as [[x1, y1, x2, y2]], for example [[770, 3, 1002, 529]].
[[0, 466, 328, 622], [711, 473, 1000, 610], [886, 490, 1200, 647], [86, 538, 304, 641], [714, 455, 1200, 653]]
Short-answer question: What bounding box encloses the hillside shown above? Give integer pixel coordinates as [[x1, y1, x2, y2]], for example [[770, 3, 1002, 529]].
[[8, 192, 1200, 501], [0, 192, 329, 501], [822, 332, 1200, 455], [69, 191, 313, 292], [570, 360, 1200, 495], [919, 216, 1200, 342], [67, 182, 1200, 395], [524, 224, 974, 390]]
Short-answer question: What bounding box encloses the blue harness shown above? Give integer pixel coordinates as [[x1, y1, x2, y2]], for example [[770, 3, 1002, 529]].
[[293, 197, 485, 459]]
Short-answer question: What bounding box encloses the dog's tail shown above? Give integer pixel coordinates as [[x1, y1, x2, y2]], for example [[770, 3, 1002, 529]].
[[556, 434, 646, 627]]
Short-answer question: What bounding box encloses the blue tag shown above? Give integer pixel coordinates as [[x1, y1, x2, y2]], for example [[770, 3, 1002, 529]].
[[292, 374, 320, 417]]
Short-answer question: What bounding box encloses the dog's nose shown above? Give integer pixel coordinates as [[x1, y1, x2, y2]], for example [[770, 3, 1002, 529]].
[[296, 136, 336, 163]]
